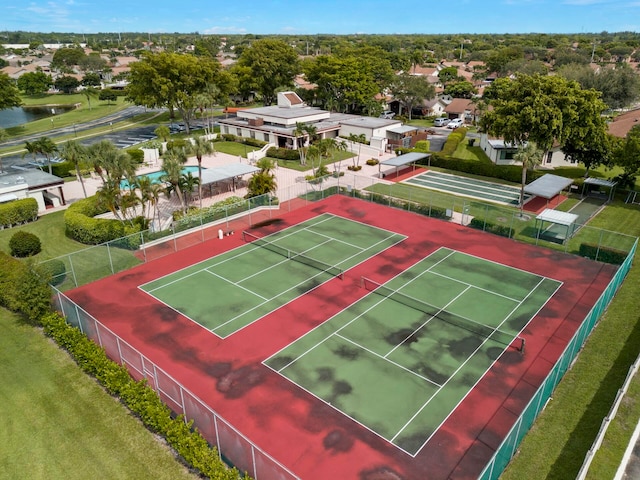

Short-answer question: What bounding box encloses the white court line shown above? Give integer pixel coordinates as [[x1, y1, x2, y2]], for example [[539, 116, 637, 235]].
[[203, 268, 269, 301]]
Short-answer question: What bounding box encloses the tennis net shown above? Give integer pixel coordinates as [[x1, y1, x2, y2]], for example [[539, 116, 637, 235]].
[[361, 276, 524, 351], [242, 231, 344, 279]]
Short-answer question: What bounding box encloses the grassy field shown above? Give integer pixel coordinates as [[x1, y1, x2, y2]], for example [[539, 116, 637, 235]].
[[501, 200, 640, 479], [0, 309, 198, 480], [6, 94, 130, 138], [272, 150, 355, 172]]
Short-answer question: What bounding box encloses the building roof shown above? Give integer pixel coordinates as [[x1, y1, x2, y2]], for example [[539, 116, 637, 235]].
[[445, 98, 475, 114], [200, 163, 259, 185], [0, 169, 63, 191], [387, 125, 419, 135], [382, 152, 430, 167], [608, 109, 640, 138]]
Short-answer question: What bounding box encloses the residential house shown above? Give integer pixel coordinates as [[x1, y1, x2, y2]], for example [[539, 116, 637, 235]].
[[444, 98, 477, 124]]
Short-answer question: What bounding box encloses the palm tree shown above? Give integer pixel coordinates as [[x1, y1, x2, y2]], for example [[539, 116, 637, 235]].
[[246, 158, 277, 198], [82, 87, 99, 111], [88, 140, 136, 184], [514, 142, 544, 215], [59, 140, 89, 198], [22, 140, 40, 165], [179, 172, 200, 205], [134, 175, 154, 219], [161, 149, 187, 212], [190, 135, 214, 208], [292, 122, 318, 166], [34, 137, 58, 175]]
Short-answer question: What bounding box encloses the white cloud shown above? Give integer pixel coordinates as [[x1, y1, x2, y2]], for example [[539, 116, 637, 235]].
[[202, 26, 248, 34]]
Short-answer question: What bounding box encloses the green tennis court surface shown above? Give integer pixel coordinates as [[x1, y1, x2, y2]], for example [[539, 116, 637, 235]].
[[265, 247, 561, 455], [405, 170, 532, 206], [140, 214, 406, 338]]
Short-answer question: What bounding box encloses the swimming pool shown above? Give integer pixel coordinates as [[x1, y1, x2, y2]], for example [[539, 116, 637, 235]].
[[120, 166, 201, 189]]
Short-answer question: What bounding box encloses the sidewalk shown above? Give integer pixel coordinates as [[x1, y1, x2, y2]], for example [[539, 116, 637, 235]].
[[49, 149, 399, 222]]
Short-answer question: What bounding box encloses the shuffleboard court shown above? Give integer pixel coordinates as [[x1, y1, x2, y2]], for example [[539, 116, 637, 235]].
[[265, 247, 562, 455], [140, 213, 406, 337], [404, 170, 533, 205]]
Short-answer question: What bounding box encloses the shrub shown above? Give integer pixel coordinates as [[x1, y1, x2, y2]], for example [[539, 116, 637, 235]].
[[51, 161, 74, 178], [579, 243, 628, 265], [243, 137, 267, 148], [39, 258, 67, 286], [347, 165, 362, 171], [366, 158, 379, 166], [0, 252, 51, 324], [266, 147, 300, 161], [165, 139, 188, 152], [221, 133, 238, 142], [9, 231, 42, 257], [0, 198, 38, 228], [126, 148, 144, 164], [64, 196, 125, 245], [468, 218, 514, 238]]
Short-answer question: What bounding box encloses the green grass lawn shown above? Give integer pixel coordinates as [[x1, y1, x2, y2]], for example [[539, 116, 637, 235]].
[[6, 94, 130, 139], [212, 141, 259, 158], [0, 308, 198, 480], [0, 210, 142, 289], [273, 151, 355, 172], [501, 200, 640, 480]]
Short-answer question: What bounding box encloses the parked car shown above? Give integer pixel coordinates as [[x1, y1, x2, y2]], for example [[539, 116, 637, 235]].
[[169, 123, 186, 133], [447, 118, 464, 129], [379, 111, 395, 119], [434, 117, 450, 127]]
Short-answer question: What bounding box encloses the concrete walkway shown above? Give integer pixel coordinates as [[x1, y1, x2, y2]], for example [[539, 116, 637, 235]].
[[47, 150, 399, 225]]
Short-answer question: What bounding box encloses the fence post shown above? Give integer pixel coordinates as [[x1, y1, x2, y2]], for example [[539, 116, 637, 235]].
[[68, 254, 78, 288], [106, 242, 115, 275]]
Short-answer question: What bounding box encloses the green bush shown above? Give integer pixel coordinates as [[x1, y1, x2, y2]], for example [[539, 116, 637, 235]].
[[579, 243, 628, 265], [243, 138, 267, 148], [0, 198, 38, 228], [64, 196, 126, 245], [9, 231, 42, 257], [221, 133, 238, 142], [126, 148, 144, 164], [468, 218, 514, 238], [366, 158, 379, 166], [414, 140, 430, 152], [266, 147, 300, 161], [0, 252, 51, 324], [165, 139, 188, 152], [39, 258, 67, 286], [51, 161, 74, 178]]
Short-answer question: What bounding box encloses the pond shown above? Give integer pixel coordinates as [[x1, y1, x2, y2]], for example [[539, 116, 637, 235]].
[[0, 104, 76, 129]]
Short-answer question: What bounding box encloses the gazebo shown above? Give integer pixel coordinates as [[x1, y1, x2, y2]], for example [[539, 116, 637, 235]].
[[379, 152, 430, 179], [581, 177, 617, 202], [534, 208, 579, 244], [197, 163, 260, 197], [524, 174, 574, 207]]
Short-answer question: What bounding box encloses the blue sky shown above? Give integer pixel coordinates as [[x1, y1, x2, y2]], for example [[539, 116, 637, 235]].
[[1, 0, 639, 34]]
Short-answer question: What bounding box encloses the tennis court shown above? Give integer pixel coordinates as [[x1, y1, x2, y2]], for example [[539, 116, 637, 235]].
[[404, 170, 532, 206], [140, 213, 406, 338], [265, 246, 561, 455]]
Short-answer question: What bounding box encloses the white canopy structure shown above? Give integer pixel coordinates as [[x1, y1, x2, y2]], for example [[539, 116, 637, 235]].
[[524, 174, 574, 199], [534, 208, 579, 244], [379, 152, 430, 178]]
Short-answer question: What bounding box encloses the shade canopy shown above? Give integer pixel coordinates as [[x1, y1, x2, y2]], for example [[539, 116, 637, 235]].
[[382, 152, 430, 167], [536, 208, 579, 227], [199, 163, 259, 185], [524, 174, 574, 199]]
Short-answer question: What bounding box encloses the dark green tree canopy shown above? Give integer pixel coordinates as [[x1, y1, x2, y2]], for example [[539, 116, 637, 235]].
[[51, 47, 86, 69], [481, 74, 608, 156], [237, 39, 300, 106], [0, 72, 22, 109], [17, 71, 52, 95], [126, 52, 230, 132], [54, 75, 80, 94], [390, 73, 436, 120]]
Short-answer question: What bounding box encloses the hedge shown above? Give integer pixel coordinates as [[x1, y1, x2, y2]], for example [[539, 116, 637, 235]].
[[40, 312, 247, 480], [468, 217, 514, 238], [266, 147, 300, 161], [579, 243, 628, 265], [126, 148, 144, 164], [51, 161, 74, 178], [0, 197, 38, 228], [64, 196, 130, 245]]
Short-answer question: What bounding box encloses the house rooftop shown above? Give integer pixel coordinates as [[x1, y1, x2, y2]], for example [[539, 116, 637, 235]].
[[0, 169, 63, 190]]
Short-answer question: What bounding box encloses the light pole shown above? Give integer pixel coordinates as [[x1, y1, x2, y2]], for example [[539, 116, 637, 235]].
[[50, 118, 54, 130]]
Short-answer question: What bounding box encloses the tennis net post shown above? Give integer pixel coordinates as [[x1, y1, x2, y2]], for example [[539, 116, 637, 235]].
[[361, 276, 524, 352], [242, 230, 344, 280]]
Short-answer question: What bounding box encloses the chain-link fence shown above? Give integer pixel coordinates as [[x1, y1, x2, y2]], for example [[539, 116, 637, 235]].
[[52, 287, 300, 480]]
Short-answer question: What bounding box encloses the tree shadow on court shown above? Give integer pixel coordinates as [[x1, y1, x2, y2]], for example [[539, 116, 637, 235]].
[[546, 313, 640, 479]]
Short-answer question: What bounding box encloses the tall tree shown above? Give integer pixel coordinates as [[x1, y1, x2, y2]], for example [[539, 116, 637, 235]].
[[127, 52, 228, 133], [59, 140, 89, 198], [513, 142, 544, 214], [237, 39, 299, 106], [390, 73, 436, 120], [612, 125, 640, 188], [34, 137, 58, 175], [292, 123, 318, 166], [0, 72, 21, 109], [189, 135, 214, 208], [17, 71, 52, 95], [161, 149, 188, 212], [481, 74, 608, 158]]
